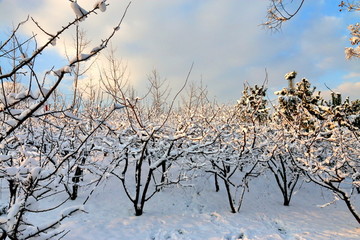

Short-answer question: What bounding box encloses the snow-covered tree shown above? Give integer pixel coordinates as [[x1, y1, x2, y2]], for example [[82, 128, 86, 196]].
[[182, 84, 269, 213], [269, 73, 327, 206], [290, 118, 360, 224], [236, 84, 269, 123], [0, 1, 131, 238], [340, 1, 360, 59], [99, 58, 193, 216], [331, 98, 360, 132], [275, 72, 326, 132], [263, 121, 302, 206], [272, 72, 360, 223]]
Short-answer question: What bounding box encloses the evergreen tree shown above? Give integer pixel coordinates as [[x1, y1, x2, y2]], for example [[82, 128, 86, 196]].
[[236, 84, 269, 123]]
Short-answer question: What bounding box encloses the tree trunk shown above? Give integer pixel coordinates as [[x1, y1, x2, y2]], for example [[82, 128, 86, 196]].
[[214, 173, 220, 192], [161, 161, 166, 184], [71, 184, 78, 200], [339, 191, 360, 224], [134, 204, 143, 216], [283, 196, 290, 206], [8, 179, 18, 207], [70, 166, 82, 200], [223, 180, 236, 213]]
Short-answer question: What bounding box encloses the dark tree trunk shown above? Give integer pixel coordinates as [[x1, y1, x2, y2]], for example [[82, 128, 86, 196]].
[[71, 185, 78, 200], [135, 206, 143, 216], [223, 180, 236, 213], [337, 189, 360, 224], [161, 161, 166, 184], [214, 173, 220, 192], [8, 179, 18, 207], [70, 166, 82, 200], [268, 155, 299, 206], [283, 197, 290, 206]]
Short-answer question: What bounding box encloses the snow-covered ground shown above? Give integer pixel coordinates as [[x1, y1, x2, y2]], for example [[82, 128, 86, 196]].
[[57, 175, 360, 240]]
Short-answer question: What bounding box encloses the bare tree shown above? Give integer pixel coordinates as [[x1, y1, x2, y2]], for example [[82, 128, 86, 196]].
[[262, 0, 305, 31], [64, 26, 92, 109], [147, 69, 170, 118]]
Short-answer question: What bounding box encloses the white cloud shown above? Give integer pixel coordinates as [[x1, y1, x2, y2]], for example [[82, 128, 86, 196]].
[[335, 82, 360, 101], [0, 0, 359, 102], [321, 81, 360, 101], [344, 72, 360, 79]]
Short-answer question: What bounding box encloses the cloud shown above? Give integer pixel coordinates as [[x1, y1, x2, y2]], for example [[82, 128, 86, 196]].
[[0, 0, 359, 103], [344, 72, 360, 79], [321, 81, 360, 101], [334, 82, 360, 101]]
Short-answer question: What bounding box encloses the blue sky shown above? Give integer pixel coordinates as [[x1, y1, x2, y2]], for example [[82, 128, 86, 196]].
[[0, 0, 359, 103]]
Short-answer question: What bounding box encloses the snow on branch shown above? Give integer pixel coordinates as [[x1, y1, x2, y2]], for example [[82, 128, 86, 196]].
[[70, 1, 88, 22]]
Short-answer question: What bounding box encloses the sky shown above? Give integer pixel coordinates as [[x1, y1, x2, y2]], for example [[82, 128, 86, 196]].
[[0, 0, 359, 103]]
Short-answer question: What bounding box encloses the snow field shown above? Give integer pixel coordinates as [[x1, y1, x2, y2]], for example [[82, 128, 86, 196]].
[[56, 173, 360, 240]]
